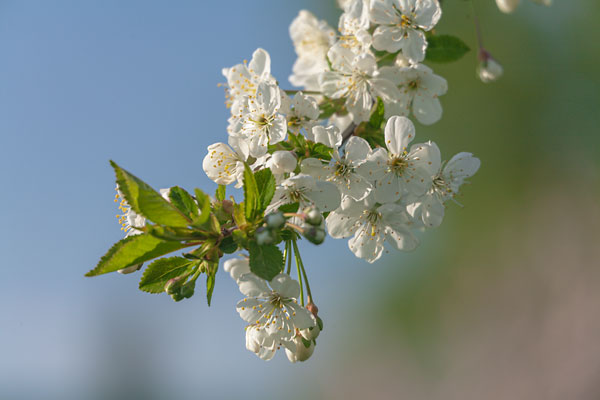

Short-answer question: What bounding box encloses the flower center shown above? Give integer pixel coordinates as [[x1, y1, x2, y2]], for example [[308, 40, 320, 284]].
[[334, 160, 351, 178], [389, 155, 409, 176], [432, 174, 452, 195]]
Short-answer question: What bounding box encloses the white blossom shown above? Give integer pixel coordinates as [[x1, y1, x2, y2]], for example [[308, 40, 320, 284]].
[[379, 63, 447, 125], [266, 174, 341, 214], [301, 136, 378, 201], [222, 48, 274, 110], [289, 10, 337, 90], [305, 125, 343, 149], [478, 54, 504, 83], [280, 92, 320, 134], [407, 152, 480, 227], [370, 0, 441, 63], [337, 0, 373, 55], [202, 142, 245, 187], [368, 116, 441, 203], [237, 273, 316, 360], [496, 0, 551, 13], [320, 45, 402, 123], [326, 192, 418, 263], [230, 81, 287, 158]]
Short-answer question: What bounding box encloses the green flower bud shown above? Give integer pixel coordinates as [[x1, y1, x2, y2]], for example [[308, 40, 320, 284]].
[[256, 227, 274, 245], [304, 226, 325, 245], [303, 206, 322, 226], [265, 211, 286, 230]]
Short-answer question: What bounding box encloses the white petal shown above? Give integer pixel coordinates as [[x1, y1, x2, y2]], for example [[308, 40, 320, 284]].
[[344, 136, 371, 165], [223, 257, 250, 281], [348, 225, 385, 263], [270, 274, 300, 299], [414, 0, 442, 30], [309, 125, 342, 148], [249, 48, 271, 78], [385, 115, 416, 156], [286, 302, 317, 330], [375, 172, 403, 203], [402, 29, 427, 63], [326, 211, 359, 238], [412, 94, 442, 125], [237, 273, 270, 297], [372, 25, 404, 53], [386, 226, 419, 251], [343, 173, 373, 201], [307, 181, 341, 212]]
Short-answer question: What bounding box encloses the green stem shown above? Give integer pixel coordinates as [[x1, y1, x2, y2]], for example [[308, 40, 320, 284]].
[[293, 240, 305, 306], [283, 240, 289, 273], [286, 240, 293, 275], [292, 240, 312, 303]]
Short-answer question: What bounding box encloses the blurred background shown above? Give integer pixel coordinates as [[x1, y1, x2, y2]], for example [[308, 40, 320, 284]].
[[1, 1, 599, 399]]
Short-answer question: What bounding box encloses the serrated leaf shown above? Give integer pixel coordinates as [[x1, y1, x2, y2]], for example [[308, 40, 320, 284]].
[[243, 164, 259, 221], [254, 169, 276, 212], [248, 242, 283, 281], [86, 233, 188, 277], [168, 186, 199, 219], [215, 185, 226, 202], [139, 257, 196, 294], [111, 161, 190, 227], [425, 34, 470, 63]]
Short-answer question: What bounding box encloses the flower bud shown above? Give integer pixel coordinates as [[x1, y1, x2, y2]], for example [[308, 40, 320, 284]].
[[301, 325, 320, 341], [256, 227, 275, 245], [495, 0, 520, 13], [222, 199, 234, 215], [267, 151, 297, 175], [285, 336, 315, 363], [303, 206, 323, 226], [477, 50, 503, 83], [303, 226, 325, 245], [118, 263, 143, 274], [306, 302, 319, 317], [265, 211, 286, 230], [223, 257, 250, 281], [164, 278, 179, 295], [181, 282, 195, 298]]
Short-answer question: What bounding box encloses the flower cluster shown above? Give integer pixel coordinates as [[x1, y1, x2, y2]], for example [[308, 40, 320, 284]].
[[201, 0, 478, 360], [91, 0, 497, 365]]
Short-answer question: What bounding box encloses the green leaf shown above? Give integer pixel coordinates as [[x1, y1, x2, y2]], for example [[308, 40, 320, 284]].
[[369, 98, 385, 129], [254, 169, 276, 212], [243, 164, 259, 221], [111, 161, 190, 227], [206, 262, 218, 306], [425, 34, 470, 63], [139, 257, 196, 294], [215, 185, 226, 202], [168, 187, 199, 219], [278, 202, 299, 214], [248, 242, 283, 281], [308, 143, 333, 161], [194, 189, 211, 226], [86, 233, 188, 277]]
